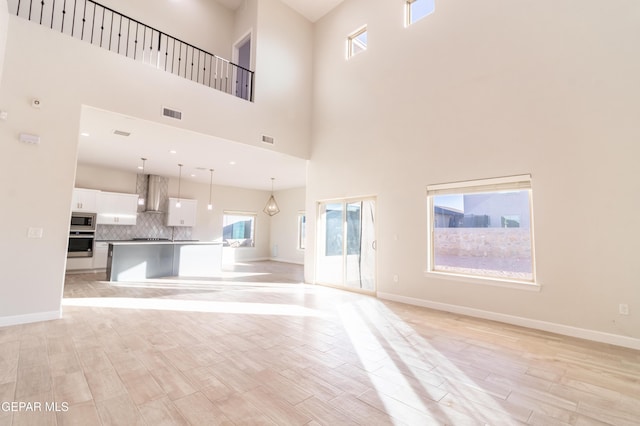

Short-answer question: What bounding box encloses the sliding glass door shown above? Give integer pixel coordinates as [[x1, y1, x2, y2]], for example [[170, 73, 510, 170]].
[[316, 198, 376, 292]]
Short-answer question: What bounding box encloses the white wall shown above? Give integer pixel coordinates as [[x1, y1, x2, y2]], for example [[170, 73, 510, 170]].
[[269, 187, 306, 264], [254, 0, 313, 157], [0, 0, 7, 83], [307, 0, 640, 345], [0, 1, 312, 325]]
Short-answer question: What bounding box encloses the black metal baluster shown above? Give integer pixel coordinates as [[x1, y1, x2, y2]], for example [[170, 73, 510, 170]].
[[16, 0, 21, 16], [208, 55, 213, 88], [81, 0, 87, 40], [190, 48, 194, 80], [250, 71, 254, 101], [126, 20, 130, 57], [90, 3, 95, 43], [171, 38, 175, 73], [164, 37, 169, 71], [99, 6, 105, 47], [133, 22, 138, 60], [117, 14, 122, 54], [71, 0, 76, 36], [150, 30, 155, 66], [39, 0, 45, 25], [141, 25, 146, 62], [178, 42, 182, 76], [28, 0, 33, 20], [108, 10, 113, 50], [61, 0, 66, 33], [50, 0, 55, 29], [156, 31, 161, 68], [196, 50, 201, 83]]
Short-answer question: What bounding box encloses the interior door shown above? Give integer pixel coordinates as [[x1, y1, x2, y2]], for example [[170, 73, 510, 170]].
[[316, 198, 376, 291]]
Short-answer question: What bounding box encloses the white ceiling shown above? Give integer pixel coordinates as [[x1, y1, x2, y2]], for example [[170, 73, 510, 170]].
[[218, 0, 344, 22], [77, 106, 307, 191]]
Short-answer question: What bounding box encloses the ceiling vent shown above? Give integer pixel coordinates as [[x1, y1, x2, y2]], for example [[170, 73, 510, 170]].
[[262, 135, 275, 145], [162, 106, 183, 120], [113, 130, 131, 137]]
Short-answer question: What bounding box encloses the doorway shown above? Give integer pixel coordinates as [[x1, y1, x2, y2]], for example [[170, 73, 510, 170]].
[[233, 33, 252, 100], [316, 198, 376, 292]]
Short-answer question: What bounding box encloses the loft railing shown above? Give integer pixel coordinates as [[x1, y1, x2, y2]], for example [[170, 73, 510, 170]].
[[9, 0, 254, 101]]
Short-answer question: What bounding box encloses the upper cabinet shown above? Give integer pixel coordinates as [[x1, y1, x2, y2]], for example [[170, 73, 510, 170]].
[[71, 188, 99, 212], [96, 191, 139, 225], [167, 198, 197, 227]]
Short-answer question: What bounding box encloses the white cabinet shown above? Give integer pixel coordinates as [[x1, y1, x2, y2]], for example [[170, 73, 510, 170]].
[[97, 191, 138, 225], [71, 188, 98, 212], [93, 242, 109, 269], [167, 198, 197, 227]]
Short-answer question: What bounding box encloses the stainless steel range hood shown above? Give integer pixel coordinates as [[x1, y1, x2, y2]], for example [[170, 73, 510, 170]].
[[145, 175, 165, 213]]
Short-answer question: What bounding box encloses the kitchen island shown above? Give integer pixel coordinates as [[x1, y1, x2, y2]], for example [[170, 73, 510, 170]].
[[106, 241, 223, 282]]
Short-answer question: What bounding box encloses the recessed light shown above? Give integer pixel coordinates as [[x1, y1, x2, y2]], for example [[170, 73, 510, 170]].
[[169, 150, 177, 154], [80, 132, 90, 137], [229, 161, 236, 165], [190, 173, 196, 177]]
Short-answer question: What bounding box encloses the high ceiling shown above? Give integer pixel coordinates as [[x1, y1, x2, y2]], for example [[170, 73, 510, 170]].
[[77, 106, 307, 191], [219, 0, 344, 22]]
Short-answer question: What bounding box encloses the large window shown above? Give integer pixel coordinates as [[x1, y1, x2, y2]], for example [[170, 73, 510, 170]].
[[347, 26, 368, 59], [427, 175, 535, 283], [223, 212, 255, 247], [405, 0, 435, 26]]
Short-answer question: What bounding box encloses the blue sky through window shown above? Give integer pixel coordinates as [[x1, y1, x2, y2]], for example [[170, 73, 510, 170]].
[[410, 0, 435, 25]]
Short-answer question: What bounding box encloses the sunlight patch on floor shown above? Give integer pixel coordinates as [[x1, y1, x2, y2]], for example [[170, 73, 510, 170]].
[[62, 297, 323, 317]]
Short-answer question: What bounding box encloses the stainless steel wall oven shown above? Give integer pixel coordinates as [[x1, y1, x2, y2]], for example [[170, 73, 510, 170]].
[[68, 212, 96, 258]]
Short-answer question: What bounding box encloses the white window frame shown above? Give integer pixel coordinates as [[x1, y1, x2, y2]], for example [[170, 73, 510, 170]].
[[347, 26, 368, 59], [222, 211, 256, 248], [426, 175, 539, 290], [405, 0, 435, 27]]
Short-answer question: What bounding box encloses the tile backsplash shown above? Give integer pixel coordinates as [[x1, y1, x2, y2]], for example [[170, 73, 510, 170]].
[[95, 174, 193, 241]]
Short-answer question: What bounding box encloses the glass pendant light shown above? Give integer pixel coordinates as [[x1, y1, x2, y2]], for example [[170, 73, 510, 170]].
[[137, 157, 147, 206], [263, 177, 280, 216], [207, 168, 214, 211], [176, 163, 183, 208]]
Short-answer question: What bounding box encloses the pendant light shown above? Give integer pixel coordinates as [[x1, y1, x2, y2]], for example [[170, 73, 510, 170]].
[[176, 163, 183, 208], [263, 177, 280, 216], [207, 168, 214, 211], [137, 157, 147, 206]]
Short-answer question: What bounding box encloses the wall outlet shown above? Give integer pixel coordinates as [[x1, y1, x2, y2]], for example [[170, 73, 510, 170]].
[[393, 274, 399, 283], [619, 304, 629, 315]]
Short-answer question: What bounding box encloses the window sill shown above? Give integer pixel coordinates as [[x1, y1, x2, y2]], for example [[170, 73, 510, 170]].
[[424, 270, 541, 292]]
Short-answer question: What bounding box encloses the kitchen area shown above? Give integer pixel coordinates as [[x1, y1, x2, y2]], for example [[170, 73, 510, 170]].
[[65, 105, 307, 283], [66, 173, 224, 281]]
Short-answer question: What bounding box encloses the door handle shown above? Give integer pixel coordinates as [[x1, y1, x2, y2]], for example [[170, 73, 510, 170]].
[[372, 240, 377, 250]]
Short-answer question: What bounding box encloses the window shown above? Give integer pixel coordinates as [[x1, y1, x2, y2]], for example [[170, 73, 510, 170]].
[[297, 212, 306, 250], [406, 0, 435, 26], [427, 175, 535, 283], [347, 26, 367, 58], [223, 212, 255, 247]]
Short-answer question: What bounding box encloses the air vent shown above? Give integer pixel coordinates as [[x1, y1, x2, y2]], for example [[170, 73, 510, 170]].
[[113, 130, 131, 137], [162, 106, 183, 120], [262, 135, 275, 145]]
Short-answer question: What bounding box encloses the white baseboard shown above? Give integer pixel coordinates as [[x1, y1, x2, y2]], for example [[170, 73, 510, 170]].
[[0, 310, 61, 328], [377, 292, 640, 351], [269, 257, 304, 265]]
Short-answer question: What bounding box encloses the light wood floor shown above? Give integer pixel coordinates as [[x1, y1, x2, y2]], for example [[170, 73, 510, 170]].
[[1, 261, 638, 425]]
